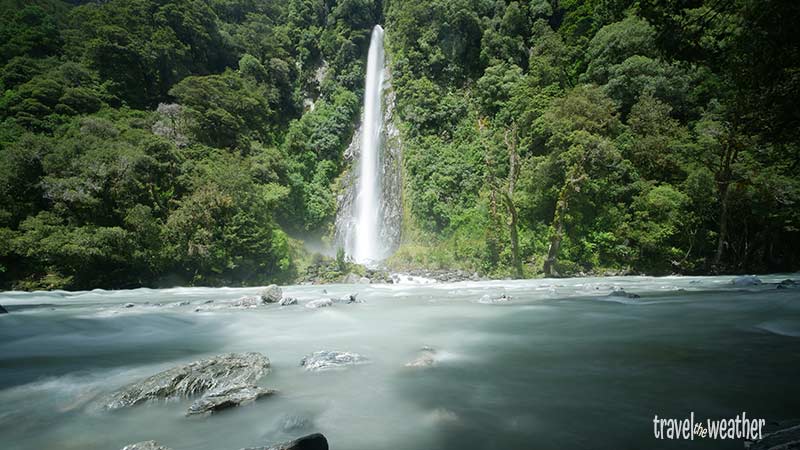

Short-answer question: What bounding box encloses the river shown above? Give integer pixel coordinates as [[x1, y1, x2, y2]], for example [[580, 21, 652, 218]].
[[1, 275, 798, 449]]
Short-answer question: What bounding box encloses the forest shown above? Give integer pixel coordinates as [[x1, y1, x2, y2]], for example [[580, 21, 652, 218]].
[[0, 0, 798, 290]]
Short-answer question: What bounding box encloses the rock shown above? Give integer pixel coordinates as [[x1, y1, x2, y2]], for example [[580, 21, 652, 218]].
[[0, 304, 7, 314], [233, 296, 262, 308], [260, 285, 283, 303], [243, 433, 329, 450], [105, 352, 270, 410], [608, 289, 640, 299], [342, 273, 361, 284], [732, 275, 762, 286], [120, 441, 172, 450], [331, 293, 361, 304], [405, 346, 436, 368], [187, 383, 276, 416], [300, 351, 367, 371], [358, 277, 371, 284], [478, 293, 511, 304], [305, 298, 333, 309], [124, 303, 135, 308], [748, 421, 800, 450], [777, 279, 798, 290], [279, 297, 298, 306]]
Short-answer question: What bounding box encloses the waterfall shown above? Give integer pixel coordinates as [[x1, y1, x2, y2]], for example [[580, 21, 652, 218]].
[[351, 25, 385, 263], [335, 25, 401, 265]]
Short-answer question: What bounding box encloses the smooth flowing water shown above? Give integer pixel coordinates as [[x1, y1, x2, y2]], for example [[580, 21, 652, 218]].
[[351, 25, 385, 264], [1, 275, 799, 450]]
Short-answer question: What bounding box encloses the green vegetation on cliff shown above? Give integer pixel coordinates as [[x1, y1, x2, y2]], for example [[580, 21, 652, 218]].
[[0, 0, 798, 289], [385, 0, 800, 277]]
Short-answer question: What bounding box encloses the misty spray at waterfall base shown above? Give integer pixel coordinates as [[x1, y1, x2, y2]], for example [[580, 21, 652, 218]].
[[335, 25, 402, 264]]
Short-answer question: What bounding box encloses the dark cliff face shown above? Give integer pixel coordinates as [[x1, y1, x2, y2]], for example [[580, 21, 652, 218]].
[[334, 59, 403, 261]]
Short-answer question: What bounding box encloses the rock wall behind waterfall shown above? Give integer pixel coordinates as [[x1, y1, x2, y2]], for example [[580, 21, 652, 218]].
[[334, 64, 402, 260]]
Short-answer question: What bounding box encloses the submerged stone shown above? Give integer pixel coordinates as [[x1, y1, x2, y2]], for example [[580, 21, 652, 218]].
[[0, 304, 7, 314], [242, 433, 329, 450], [405, 346, 437, 368], [608, 289, 640, 299], [120, 441, 172, 450], [300, 350, 367, 371], [478, 293, 511, 304], [105, 352, 270, 410], [186, 383, 276, 416], [305, 298, 333, 309], [233, 296, 262, 308], [732, 275, 762, 286]]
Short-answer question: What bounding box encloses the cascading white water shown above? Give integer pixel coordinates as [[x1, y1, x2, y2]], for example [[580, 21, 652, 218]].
[[351, 25, 385, 264]]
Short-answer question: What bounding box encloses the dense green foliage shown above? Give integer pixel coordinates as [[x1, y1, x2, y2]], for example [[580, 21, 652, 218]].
[[0, 0, 379, 289], [386, 0, 800, 277], [1, 0, 798, 289]]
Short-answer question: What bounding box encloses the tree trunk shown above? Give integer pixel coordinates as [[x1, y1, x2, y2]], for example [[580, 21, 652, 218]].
[[543, 195, 566, 278], [504, 127, 523, 279], [713, 130, 740, 270]]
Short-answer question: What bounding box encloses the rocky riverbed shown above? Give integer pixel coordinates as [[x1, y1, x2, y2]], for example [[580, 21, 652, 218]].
[[1, 275, 799, 450]]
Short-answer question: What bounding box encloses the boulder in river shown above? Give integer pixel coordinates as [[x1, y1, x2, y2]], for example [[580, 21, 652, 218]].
[[260, 285, 283, 303], [305, 298, 333, 309], [732, 275, 762, 286], [777, 279, 798, 290], [478, 293, 511, 304], [187, 383, 276, 416], [124, 303, 135, 308], [300, 350, 367, 371], [105, 352, 270, 410], [0, 304, 7, 314], [243, 433, 329, 450], [279, 297, 298, 306], [608, 289, 640, 299], [120, 441, 172, 450], [331, 293, 361, 304]]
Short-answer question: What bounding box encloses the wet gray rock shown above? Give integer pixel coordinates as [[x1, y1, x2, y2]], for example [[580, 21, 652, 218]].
[[105, 352, 270, 410], [279, 297, 298, 306], [234, 296, 262, 308], [732, 275, 762, 286], [478, 293, 511, 304], [777, 279, 798, 290], [260, 285, 283, 303], [331, 293, 362, 304], [300, 351, 367, 371], [358, 276, 371, 284], [405, 346, 436, 368], [305, 298, 333, 309], [120, 441, 172, 450], [608, 289, 640, 299], [0, 304, 7, 314], [243, 433, 329, 450], [187, 383, 276, 416], [124, 303, 135, 308]]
